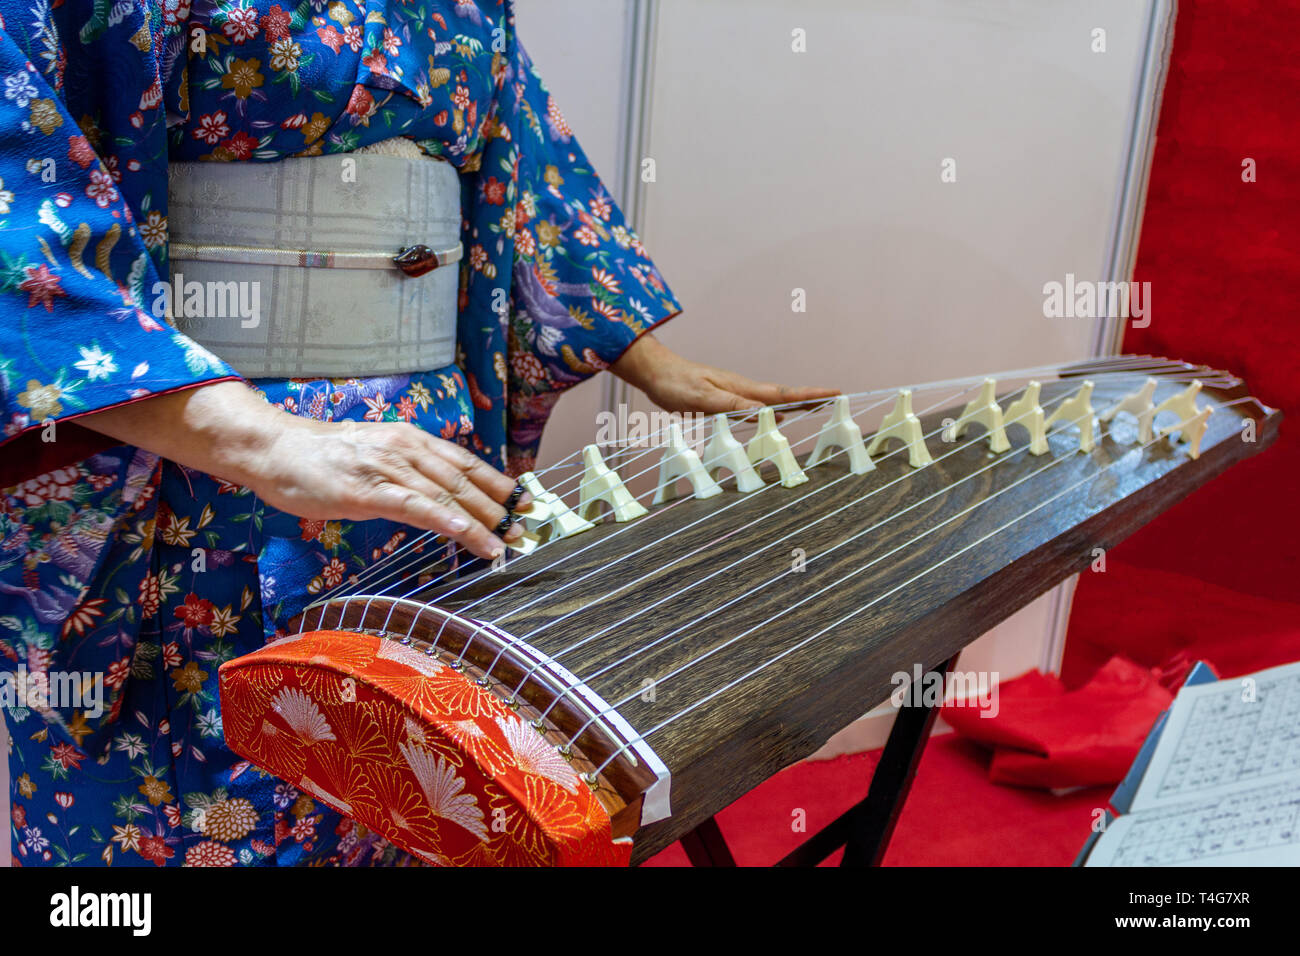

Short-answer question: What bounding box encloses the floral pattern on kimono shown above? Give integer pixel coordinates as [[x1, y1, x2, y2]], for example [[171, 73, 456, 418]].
[[171, 0, 682, 472], [4, 373, 477, 866], [1, 0, 679, 866]]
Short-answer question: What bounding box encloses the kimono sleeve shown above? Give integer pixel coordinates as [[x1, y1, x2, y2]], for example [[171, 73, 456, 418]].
[[0, 34, 238, 481], [504, 37, 683, 382]]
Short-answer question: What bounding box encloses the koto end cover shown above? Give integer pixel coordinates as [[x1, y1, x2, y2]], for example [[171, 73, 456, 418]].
[[218, 630, 631, 867]]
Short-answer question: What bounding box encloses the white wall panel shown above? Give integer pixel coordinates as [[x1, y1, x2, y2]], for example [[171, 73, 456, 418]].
[[529, 0, 1165, 754], [0, 3, 1166, 864], [631, 0, 1161, 751]]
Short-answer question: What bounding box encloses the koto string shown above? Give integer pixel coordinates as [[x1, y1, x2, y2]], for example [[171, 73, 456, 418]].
[[464, 359, 1223, 634], [309, 356, 1212, 609], [321, 366, 1013, 607], [350, 386, 838, 640], [312, 381, 841, 610], [305, 359, 1223, 630], [584, 398, 1250, 777], [409, 387, 887, 650], [432, 384, 979, 665], [526, 378, 1119, 723], [338, 363, 1201, 660], [556, 384, 1117, 735], [315, 367, 1203, 661], [356, 385, 854, 627], [499, 383, 1020, 696], [529, 368, 1211, 722], [488, 365, 1209, 694], [373, 378, 944, 628], [310, 356, 1158, 607]]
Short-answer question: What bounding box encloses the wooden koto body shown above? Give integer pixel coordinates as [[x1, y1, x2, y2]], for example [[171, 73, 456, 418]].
[[274, 356, 1279, 864]]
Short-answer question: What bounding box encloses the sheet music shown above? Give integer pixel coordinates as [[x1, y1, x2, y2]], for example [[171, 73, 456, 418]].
[[1086, 660, 1300, 866], [1085, 776, 1300, 866], [1131, 660, 1300, 811]]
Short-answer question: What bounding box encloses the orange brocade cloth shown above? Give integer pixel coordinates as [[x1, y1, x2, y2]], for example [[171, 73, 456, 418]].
[[941, 657, 1178, 790], [218, 631, 631, 867]]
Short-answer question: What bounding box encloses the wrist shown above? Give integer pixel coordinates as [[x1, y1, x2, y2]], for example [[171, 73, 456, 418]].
[[79, 380, 285, 488], [185, 384, 288, 488], [611, 332, 666, 392]]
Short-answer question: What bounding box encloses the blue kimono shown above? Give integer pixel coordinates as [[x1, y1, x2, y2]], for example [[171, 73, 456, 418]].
[[0, 0, 679, 865]]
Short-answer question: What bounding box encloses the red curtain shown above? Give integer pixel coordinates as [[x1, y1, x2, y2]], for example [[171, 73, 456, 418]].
[[1063, 0, 1300, 686]]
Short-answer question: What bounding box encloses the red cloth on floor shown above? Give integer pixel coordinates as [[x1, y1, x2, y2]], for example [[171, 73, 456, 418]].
[[942, 657, 1173, 790]]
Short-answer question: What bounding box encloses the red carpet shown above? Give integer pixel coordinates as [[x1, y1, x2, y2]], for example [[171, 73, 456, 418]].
[[645, 737, 1112, 867], [648, 0, 1300, 867]]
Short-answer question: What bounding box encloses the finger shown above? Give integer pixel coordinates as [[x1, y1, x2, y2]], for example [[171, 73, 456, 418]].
[[357, 439, 524, 550], [689, 383, 765, 417], [359, 480, 511, 560], [696, 378, 835, 424], [773, 386, 842, 410], [419, 435, 533, 511], [406, 451, 521, 540], [718, 375, 841, 411], [738, 385, 838, 423]]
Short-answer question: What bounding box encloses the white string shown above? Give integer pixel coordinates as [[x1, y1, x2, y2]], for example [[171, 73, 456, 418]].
[[420, 388, 877, 656], [304, 359, 1223, 635], [528, 377, 1106, 722], [326, 372, 963, 607], [459, 384, 976, 675], [309, 355, 1171, 606], [312, 372, 857, 609], [347, 388, 852, 632], [493, 364, 1213, 699], [583, 398, 1246, 776], [325, 363, 1204, 655]]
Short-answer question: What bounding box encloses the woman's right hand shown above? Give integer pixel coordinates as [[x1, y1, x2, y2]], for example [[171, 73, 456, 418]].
[[79, 380, 529, 559], [256, 414, 529, 558]]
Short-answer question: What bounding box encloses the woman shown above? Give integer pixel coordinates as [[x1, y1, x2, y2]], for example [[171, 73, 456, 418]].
[[0, 0, 832, 865]]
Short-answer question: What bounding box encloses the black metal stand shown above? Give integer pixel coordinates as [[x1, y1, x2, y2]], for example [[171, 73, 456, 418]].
[[678, 654, 959, 867], [679, 814, 737, 866]]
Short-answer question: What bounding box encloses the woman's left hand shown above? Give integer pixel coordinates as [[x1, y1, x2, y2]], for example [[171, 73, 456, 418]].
[[611, 332, 840, 415]]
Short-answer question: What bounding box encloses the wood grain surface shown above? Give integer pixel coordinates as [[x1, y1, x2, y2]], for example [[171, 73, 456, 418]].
[[305, 358, 1282, 863]]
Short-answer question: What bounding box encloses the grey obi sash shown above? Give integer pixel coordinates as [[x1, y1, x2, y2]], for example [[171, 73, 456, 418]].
[[166, 140, 461, 379]]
